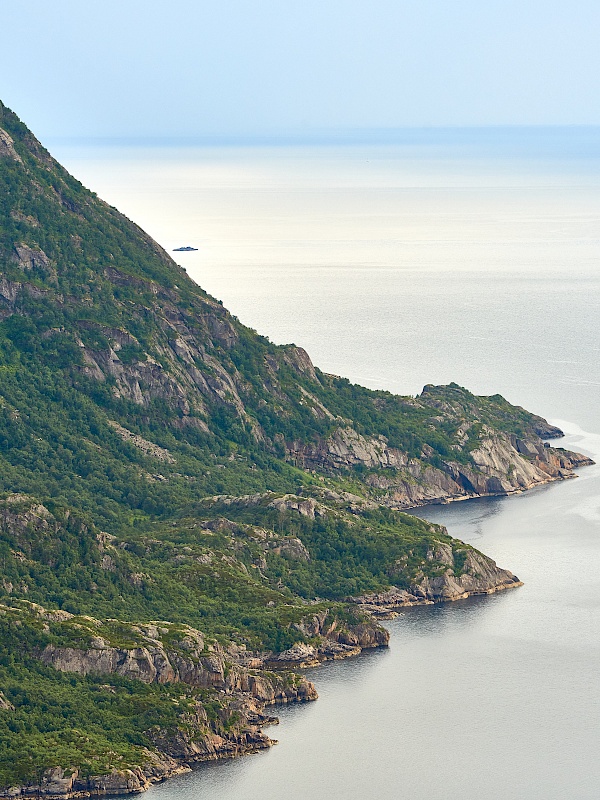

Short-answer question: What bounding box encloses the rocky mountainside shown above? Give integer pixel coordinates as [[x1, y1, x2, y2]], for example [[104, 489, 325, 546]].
[[0, 101, 591, 519], [0, 99, 593, 794]]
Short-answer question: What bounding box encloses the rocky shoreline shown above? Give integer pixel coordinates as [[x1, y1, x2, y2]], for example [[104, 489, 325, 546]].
[[289, 424, 594, 511], [1, 443, 593, 800], [0, 604, 386, 800], [0, 455, 587, 800], [0, 550, 519, 800], [0, 99, 597, 800], [351, 575, 523, 619], [0, 561, 528, 800], [349, 540, 524, 617]]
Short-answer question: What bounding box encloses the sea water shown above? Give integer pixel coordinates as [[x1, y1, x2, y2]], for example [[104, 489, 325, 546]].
[[52, 131, 600, 798]]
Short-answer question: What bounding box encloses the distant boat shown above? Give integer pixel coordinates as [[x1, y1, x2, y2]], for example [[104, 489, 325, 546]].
[[173, 246, 198, 251]]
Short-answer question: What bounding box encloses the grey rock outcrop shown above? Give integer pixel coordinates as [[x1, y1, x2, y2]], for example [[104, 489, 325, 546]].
[[0, 127, 22, 162], [268, 494, 320, 519], [2, 759, 189, 799], [12, 244, 53, 275], [352, 542, 522, 617], [268, 611, 390, 666], [9, 614, 317, 799], [108, 421, 176, 463], [287, 424, 592, 509], [37, 609, 388, 694], [269, 536, 311, 561], [37, 622, 318, 705]]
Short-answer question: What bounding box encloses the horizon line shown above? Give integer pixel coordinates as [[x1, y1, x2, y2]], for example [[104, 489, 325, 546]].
[[45, 124, 600, 149]]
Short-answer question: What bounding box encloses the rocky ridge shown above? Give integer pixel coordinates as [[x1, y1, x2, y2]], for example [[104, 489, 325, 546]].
[[0, 482, 530, 799], [0, 100, 593, 517], [286, 414, 592, 509], [34, 609, 387, 687], [0, 602, 318, 799]]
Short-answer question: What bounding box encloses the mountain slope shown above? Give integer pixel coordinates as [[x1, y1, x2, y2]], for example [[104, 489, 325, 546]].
[[0, 100, 592, 793]]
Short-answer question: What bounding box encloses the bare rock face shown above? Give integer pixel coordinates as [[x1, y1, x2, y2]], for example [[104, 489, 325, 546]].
[[12, 244, 52, 273], [40, 643, 166, 684], [266, 624, 390, 668], [288, 424, 592, 509], [0, 277, 21, 310], [35, 605, 385, 705], [108, 421, 176, 463], [36, 609, 384, 697], [268, 495, 319, 519], [411, 544, 522, 601], [270, 612, 390, 667], [333, 622, 390, 649], [0, 127, 22, 162], [282, 345, 320, 383], [289, 426, 407, 472], [147, 696, 275, 762], [268, 641, 321, 668], [4, 602, 323, 800], [37, 622, 318, 705], [269, 536, 311, 562], [19, 615, 319, 799], [4, 758, 189, 799], [66, 278, 267, 436]]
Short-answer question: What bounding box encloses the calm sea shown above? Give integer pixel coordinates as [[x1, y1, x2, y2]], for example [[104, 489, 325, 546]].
[[53, 132, 600, 798]]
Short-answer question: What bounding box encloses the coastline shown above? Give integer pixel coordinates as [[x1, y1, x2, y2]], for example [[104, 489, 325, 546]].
[[351, 575, 524, 619], [0, 583, 521, 800], [2, 456, 594, 800], [1, 100, 600, 800]]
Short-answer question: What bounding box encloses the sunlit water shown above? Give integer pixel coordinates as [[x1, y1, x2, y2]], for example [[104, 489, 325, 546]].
[[51, 134, 600, 798]]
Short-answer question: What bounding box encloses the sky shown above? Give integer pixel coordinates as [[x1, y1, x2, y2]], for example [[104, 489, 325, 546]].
[[2, 0, 600, 139]]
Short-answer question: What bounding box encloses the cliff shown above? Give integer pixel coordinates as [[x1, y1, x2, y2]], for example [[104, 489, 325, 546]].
[[287, 417, 591, 509], [0, 601, 315, 796]]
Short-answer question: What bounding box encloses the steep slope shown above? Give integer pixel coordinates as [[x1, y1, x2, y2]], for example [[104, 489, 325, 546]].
[[0, 100, 592, 793]]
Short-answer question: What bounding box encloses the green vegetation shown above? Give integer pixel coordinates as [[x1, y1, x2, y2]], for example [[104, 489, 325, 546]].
[[0, 494, 454, 650]]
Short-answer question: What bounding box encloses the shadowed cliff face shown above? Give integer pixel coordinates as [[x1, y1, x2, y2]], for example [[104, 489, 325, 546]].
[[0, 100, 594, 793]]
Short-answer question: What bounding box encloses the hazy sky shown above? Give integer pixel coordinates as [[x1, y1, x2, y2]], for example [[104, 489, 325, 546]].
[[3, 0, 600, 138]]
